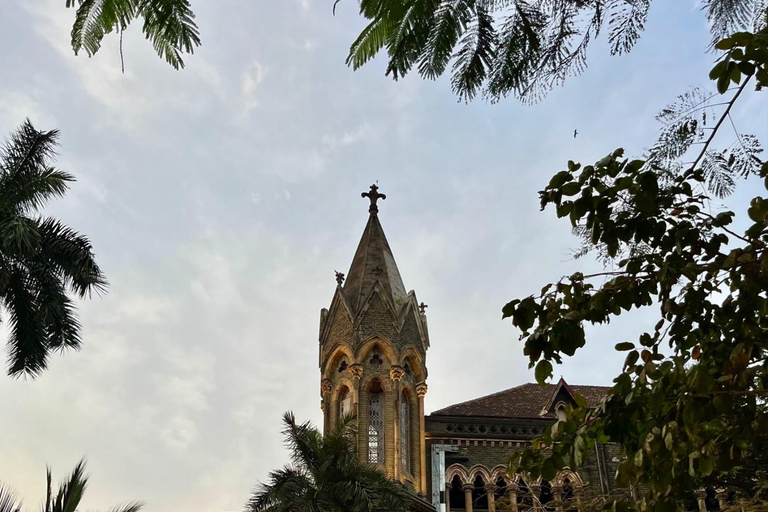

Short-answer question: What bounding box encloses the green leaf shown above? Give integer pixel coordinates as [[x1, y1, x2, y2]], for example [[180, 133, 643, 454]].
[[615, 342, 635, 351], [548, 171, 572, 189], [561, 182, 580, 196], [535, 360, 553, 385]]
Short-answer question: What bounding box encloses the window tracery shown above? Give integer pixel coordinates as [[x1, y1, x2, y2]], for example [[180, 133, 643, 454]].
[[368, 385, 383, 463]]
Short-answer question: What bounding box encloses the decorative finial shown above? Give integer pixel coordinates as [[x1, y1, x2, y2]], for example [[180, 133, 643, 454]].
[[372, 266, 384, 277], [335, 271, 345, 285], [419, 302, 428, 314], [362, 184, 386, 214]]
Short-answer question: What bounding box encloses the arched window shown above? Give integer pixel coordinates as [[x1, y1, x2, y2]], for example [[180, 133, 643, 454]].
[[540, 480, 555, 512], [562, 477, 578, 512], [400, 393, 411, 473], [555, 402, 567, 422], [368, 381, 384, 463], [517, 480, 533, 511], [339, 386, 352, 419], [449, 475, 464, 511], [472, 475, 488, 511], [494, 477, 506, 504]]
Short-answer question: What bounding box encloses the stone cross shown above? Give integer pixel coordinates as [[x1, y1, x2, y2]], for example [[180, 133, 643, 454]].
[[335, 271, 345, 285], [362, 184, 386, 214], [419, 302, 428, 314]]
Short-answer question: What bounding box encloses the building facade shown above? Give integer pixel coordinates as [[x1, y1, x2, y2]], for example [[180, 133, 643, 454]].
[[318, 186, 619, 512]]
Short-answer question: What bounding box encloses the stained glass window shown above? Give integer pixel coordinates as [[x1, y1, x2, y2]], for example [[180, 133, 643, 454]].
[[368, 390, 383, 463]]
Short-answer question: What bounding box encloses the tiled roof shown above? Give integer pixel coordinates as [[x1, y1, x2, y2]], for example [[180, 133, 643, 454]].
[[429, 382, 610, 419]]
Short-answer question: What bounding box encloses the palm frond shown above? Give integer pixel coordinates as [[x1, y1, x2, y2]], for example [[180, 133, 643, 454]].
[[349, 0, 763, 102], [137, 0, 201, 69], [451, 5, 496, 101], [608, 0, 651, 55], [104, 501, 144, 512], [70, 0, 137, 58], [0, 485, 21, 512], [347, 16, 395, 70], [0, 120, 66, 214], [418, 0, 476, 80], [49, 459, 88, 512], [37, 217, 108, 298], [3, 263, 47, 378]]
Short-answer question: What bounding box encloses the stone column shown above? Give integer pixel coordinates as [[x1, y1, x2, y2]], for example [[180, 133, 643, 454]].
[[696, 489, 707, 512], [349, 364, 364, 463], [462, 483, 474, 512], [506, 483, 518, 512], [417, 382, 429, 493], [321, 378, 332, 433], [552, 485, 563, 512], [390, 366, 405, 481], [446, 482, 452, 512], [573, 487, 582, 512], [716, 489, 727, 510], [485, 484, 498, 512], [529, 485, 540, 512]]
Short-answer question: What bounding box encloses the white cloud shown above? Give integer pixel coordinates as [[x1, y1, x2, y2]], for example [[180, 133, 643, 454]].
[[241, 62, 268, 113]]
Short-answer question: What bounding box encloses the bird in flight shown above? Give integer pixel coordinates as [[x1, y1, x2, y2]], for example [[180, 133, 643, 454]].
[[574, 129, 578, 138]]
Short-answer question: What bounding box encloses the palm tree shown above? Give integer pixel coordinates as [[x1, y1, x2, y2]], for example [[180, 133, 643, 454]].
[[247, 412, 410, 512], [0, 459, 142, 512], [0, 119, 107, 378], [65, 0, 201, 70]]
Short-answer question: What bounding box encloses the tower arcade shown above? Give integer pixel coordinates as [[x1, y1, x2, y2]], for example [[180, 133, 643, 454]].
[[318, 185, 430, 493]]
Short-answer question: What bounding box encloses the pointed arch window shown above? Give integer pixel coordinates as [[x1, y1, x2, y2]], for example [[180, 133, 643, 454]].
[[400, 393, 411, 473], [339, 386, 352, 419], [368, 382, 384, 463]]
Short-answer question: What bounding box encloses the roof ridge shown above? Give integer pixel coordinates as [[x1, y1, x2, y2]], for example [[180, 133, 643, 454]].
[[430, 382, 550, 415]]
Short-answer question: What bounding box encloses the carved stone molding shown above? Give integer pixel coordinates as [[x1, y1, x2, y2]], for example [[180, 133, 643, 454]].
[[389, 365, 406, 382], [485, 484, 498, 494], [349, 363, 364, 380], [462, 483, 475, 493], [320, 399, 325, 411], [321, 378, 332, 395], [444, 423, 545, 437], [416, 382, 428, 397]]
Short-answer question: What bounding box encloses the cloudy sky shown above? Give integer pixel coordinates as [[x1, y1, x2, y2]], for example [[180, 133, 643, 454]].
[[0, 1, 766, 511]]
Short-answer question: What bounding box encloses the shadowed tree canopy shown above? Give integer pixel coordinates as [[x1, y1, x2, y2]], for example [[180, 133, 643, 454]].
[[342, 0, 768, 102], [0, 120, 106, 378], [505, 26, 768, 510], [247, 412, 410, 512]]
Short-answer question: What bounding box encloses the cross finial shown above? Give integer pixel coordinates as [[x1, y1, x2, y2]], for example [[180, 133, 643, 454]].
[[419, 302, 428, 314], [362, 184, 386, 214], [334, 271, 345, 285]]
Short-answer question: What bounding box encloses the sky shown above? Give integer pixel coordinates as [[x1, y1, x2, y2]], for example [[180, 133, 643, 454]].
[[0, 1, 766, 511]]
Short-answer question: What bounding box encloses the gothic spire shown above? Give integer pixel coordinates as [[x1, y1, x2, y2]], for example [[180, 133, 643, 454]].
[[343, 185, 407, 314]]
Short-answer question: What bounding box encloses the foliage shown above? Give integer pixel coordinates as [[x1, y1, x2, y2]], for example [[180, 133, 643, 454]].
[[0, 459, 142, 512], [64, 0, 200, 69], [343, 0, 768, 102], [503, 27, 768, 511], [247, 412, 410, 512], [0, 120, 107, 378]]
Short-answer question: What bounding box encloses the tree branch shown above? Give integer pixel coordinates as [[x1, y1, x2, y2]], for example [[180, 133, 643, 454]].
[[690, 76, 752, 171]]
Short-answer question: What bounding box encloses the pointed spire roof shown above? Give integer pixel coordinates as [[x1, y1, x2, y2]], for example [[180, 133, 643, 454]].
[[343, 185, 407, 314]]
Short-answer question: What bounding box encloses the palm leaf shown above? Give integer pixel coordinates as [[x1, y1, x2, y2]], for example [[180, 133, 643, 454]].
[[0, 485, 21, 512]]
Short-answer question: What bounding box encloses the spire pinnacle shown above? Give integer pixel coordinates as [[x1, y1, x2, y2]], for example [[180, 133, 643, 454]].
[[362, 184, 386, 214]]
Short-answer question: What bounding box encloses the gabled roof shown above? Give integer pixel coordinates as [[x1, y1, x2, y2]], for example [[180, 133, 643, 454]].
[[343, 212, 407, 315], [429, 382, 610, 419]]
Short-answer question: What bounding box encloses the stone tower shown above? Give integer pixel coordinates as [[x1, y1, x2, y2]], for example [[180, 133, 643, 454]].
[[319, 185, 430, 493]]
